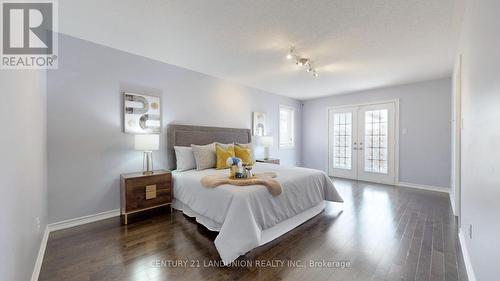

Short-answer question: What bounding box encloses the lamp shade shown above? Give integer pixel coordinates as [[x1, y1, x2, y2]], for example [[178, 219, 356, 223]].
[[135, 134, 159, 151], [255, 136, 274, 147]]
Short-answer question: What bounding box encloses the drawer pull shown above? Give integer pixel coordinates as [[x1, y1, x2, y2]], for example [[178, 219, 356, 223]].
[[145, 184, 157, 200]]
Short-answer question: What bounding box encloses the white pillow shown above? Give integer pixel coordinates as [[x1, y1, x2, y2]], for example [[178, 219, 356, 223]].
[[174, 146, 196, 171], [191, 143, 216, 170]]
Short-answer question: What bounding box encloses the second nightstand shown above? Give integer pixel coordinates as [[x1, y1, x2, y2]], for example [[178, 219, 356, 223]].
[[120, 170, 172, 224], [255, 158, 280, 165]]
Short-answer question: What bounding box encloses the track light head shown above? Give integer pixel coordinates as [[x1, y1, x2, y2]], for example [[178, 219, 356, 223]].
[[287, 46, 295, 60], [297, 58, 308, 67]]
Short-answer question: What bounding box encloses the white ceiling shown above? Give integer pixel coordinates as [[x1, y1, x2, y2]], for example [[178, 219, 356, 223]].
[[59, 0, 465, 100]]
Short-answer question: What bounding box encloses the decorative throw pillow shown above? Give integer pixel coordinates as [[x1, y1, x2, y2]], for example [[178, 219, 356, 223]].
[[236, 143, 255, 164], [215, 142, 234, 149], [191, 143, 216, 170], [234, 144, 254, 164], [174, 146, 196, 171], [215, 143, 235, 169]]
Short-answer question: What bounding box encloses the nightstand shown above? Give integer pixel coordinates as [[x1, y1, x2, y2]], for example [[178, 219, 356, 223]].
[[120, 170, 172, 224], [255, 158, 280, 165]]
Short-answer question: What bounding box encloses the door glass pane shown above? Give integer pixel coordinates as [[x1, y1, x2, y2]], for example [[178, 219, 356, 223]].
[[364, 109, 388, 173], [333, 112, 352, 169]]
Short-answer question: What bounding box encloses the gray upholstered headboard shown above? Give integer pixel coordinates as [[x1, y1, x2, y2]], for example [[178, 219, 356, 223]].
[[167, 124, 252, 170]]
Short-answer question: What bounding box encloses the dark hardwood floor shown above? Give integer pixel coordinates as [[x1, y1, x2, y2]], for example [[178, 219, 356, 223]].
[[39, 179, 468, 281]]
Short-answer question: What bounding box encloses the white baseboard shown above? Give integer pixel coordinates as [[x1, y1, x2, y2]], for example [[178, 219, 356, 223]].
[[31, 226, 49, 281], [396, 181, 450, 193], [31, 210, 120, 280], [459, 229, 477, 281], [48, 209, 120, 232], [449, 193, 457, 216]]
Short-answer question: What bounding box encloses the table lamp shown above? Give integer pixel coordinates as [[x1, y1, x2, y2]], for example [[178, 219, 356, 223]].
[[135, 134, 159, 175], [255, 136, 273, 160]]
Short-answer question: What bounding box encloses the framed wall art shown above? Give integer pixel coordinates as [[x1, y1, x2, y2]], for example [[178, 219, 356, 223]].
[[123, 92, 161, 134], [252, 112, 266, 136]]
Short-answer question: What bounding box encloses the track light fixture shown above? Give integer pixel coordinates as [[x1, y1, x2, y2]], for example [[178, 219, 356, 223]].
[[287, 45, 318, 78]]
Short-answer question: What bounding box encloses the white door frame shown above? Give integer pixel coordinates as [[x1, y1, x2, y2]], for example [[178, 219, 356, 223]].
[[326, 99, 400, 185], [452, 55, 462, 222]]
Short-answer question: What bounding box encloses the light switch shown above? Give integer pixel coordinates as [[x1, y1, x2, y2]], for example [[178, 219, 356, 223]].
[[402, 128, 408, 135]]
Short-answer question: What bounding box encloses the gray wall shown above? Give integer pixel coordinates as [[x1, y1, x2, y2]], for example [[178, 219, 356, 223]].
[[301, 78, 452, 188], [47, 35, 301, 223], [0, 70, 47, 281], [454, 0, 500, 280]]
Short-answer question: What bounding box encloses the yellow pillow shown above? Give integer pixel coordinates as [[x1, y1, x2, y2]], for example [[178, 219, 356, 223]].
[[235, 144, 254, 165], [216, 144, 235, 169]]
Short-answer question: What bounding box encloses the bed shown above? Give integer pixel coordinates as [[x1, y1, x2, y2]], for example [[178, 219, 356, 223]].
[[167, 124, 343, 265]]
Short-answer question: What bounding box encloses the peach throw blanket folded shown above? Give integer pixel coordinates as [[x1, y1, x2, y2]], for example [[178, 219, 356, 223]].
[[200, 172, 282, 196]]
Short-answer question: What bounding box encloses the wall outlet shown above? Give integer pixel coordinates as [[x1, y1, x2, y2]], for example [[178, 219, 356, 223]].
[[469, 224, 473, 239], [35, 217, 41, 233]]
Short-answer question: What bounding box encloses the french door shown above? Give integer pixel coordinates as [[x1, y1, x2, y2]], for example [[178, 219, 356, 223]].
[[328, 102, 397, 184]]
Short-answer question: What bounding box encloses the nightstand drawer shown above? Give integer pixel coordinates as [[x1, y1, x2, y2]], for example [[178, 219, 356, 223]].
[[125, 173, 171, 188], [126, 185, 171, 212]]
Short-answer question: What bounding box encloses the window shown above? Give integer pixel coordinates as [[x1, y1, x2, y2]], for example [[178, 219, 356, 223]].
[[332, 112, 352, 169], [364, 109, 388, 174], [279, 105, 295, 148]]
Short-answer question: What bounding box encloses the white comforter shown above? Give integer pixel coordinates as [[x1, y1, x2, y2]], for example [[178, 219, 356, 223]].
[[172, 163, 343, 264]]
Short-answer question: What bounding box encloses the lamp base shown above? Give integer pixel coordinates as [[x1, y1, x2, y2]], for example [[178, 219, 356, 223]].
[[142, 151, 154, 175], [264, 147, 270, 160]]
